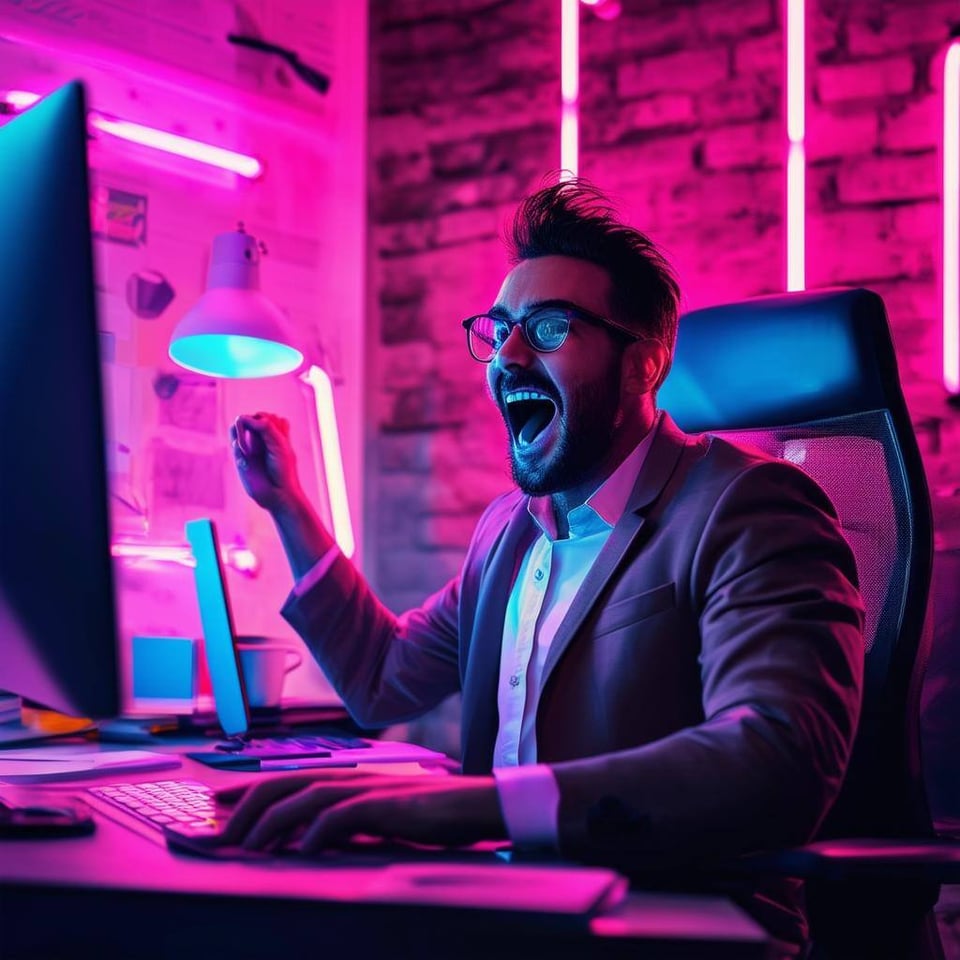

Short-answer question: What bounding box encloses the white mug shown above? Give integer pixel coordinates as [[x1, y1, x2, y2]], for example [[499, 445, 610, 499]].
[[236, 636, 302, 709]]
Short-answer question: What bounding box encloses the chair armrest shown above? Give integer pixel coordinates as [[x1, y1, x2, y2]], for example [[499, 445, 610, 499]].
[[732, 838, 960, 882]]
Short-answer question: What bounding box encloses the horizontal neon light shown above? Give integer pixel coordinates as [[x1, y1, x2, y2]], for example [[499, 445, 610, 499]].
[[111, 541, 259, 575], [944, 40, 960, 394], [2, 90, 40, 110], [1, 90, 262, 179], [302, 365, 356, 558], [90, 112, 263, 178]]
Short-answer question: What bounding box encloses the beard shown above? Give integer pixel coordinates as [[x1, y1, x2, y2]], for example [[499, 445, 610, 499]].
[[507, 363, 623, 497]]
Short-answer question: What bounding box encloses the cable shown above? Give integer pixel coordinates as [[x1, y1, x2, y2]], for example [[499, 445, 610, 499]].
[[227, 34, 330, 95]]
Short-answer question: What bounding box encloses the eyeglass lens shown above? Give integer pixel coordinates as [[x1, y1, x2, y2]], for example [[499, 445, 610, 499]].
[[468, 309, 571, 360]]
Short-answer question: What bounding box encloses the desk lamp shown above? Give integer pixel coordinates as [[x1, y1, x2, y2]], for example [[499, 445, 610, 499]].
[[169, 226, 303, 378], [167, 228, 354, 557]]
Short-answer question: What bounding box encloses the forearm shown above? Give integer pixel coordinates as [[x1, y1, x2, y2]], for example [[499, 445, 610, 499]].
[[270, 493, 336, 581], [282, 552, 462, 728], [550, 704, 841, 863]]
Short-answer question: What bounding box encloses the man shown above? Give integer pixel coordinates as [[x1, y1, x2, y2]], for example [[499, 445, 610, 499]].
[[221, 179, 864, 948]]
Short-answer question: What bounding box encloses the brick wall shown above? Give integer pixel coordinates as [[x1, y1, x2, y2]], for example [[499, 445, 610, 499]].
[[367, 0, 561, 609], [368, 0, 960, 611]]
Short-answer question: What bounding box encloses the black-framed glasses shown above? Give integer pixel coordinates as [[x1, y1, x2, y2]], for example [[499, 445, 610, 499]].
[[461, 301, 642, 363]]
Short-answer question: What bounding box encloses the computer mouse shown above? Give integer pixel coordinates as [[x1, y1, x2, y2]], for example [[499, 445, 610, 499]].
[[0, 797, 96, 837]]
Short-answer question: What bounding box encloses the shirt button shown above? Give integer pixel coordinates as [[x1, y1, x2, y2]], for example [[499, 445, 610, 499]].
[[534, 568, 544, 581]]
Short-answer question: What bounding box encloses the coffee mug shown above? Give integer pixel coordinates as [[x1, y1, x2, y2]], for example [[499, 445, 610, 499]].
[[236, 636, 303, 709]]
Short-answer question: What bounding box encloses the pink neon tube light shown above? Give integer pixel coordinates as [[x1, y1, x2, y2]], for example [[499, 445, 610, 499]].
[[785, 0, 806, 291], [944, 40, 960, 394], [1, 90, 262, 179], [302, 365, 356, 558], [90, 112, 262, 178], [111, 541, 259, 575], [560, 0, 580, 179], [2, 90, 40, 110]]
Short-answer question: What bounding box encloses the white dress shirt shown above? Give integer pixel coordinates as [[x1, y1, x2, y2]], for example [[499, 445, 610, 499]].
[[490, 417, 659, 846], [294, 415, 661, 848]]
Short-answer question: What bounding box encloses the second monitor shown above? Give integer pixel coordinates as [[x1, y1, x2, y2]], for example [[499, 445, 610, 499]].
[[0, 81, 119, 719]]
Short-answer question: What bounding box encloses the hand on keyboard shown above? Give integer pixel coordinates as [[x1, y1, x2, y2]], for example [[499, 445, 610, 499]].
[[199, 768, 508, 856], [89, 780, 232, 840]]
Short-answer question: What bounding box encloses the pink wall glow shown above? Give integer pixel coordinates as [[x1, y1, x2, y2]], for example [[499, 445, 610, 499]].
[[0, 1, 368, 711], [369, 0, 960, 615]]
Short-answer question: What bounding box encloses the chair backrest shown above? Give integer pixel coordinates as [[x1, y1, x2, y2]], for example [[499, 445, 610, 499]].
[[659, 287, 935, 841]]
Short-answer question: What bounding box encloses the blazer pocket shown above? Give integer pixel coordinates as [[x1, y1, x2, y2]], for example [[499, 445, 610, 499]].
[[592, 582, 676, 638]]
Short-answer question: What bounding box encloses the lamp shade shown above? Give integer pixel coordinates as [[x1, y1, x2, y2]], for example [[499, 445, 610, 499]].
[[169, 228, 303, 378]]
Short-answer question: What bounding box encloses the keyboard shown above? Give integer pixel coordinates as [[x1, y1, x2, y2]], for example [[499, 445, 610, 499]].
[[215, 732, 370, 760], [88, 779, 220, 834]]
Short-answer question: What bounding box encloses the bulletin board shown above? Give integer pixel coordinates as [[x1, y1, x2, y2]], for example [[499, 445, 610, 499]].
[[0, 0, 368, 709]]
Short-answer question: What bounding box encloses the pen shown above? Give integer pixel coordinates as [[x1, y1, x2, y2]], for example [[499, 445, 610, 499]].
[[258, 758, 359, 771], [146, 721, 180, 734]]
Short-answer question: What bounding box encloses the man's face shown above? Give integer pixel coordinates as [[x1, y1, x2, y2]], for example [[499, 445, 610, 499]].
[[485, 255, 627, 497]]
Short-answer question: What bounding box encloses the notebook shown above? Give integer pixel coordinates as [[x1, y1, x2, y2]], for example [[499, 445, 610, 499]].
[[184, 518, 445, 770]]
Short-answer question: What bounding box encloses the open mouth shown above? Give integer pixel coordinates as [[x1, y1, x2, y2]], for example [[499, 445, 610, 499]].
[[504, 388, 558, 448]]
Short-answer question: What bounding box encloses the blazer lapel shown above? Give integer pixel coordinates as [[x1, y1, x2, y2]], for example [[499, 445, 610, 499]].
[[460, 497, 538, 773], [540, 414, 690, 686]]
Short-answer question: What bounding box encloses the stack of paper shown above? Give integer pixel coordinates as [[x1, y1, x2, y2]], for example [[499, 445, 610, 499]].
[[0, 748, 181, 783], [0, 691, 22, 726]]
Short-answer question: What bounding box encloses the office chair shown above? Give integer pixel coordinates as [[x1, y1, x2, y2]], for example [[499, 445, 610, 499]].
[[659, 287, 960, 958]]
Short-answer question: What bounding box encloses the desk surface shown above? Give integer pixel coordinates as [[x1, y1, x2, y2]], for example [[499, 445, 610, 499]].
[[0, 744, 772, 959]]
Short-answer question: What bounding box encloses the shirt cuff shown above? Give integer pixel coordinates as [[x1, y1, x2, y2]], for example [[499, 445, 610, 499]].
[[492, 764, 560, 850], [292, 545, 341, 598]]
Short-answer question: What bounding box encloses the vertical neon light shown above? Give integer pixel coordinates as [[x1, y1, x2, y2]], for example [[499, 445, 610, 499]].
[[786, 0, 806, 291], [561, 0, 579, 179], [944, 40, 960, 394], [301, 365, 356, 558]]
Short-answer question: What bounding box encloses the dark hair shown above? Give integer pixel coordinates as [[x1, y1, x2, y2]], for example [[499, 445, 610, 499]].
[[507, 177, 681, 386]]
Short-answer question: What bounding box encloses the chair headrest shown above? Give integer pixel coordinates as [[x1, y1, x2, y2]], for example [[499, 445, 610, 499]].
[[659, 288, 904, 432]]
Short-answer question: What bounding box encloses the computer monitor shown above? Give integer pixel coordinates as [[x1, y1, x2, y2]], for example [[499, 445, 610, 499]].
[[0, 81, 120, 718]]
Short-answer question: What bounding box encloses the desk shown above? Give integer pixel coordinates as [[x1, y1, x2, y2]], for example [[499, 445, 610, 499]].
[[0, 749, 772, 959]]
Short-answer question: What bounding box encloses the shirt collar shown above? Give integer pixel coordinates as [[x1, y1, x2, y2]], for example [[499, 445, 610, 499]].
[[527, 411, 663, 540]]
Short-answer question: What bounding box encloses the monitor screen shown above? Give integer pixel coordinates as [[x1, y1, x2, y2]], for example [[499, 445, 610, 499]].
[[0, 81, 120, 718]]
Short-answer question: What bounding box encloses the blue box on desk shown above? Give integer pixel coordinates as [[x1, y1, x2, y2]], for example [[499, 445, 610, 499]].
[[132, 636, 196, 702]]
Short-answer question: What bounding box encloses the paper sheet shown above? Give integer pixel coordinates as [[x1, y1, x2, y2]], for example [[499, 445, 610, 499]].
[[0, 749, 181, 784]]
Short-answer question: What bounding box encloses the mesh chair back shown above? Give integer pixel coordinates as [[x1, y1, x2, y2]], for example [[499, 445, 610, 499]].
[[659, 288, 934, 840]]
